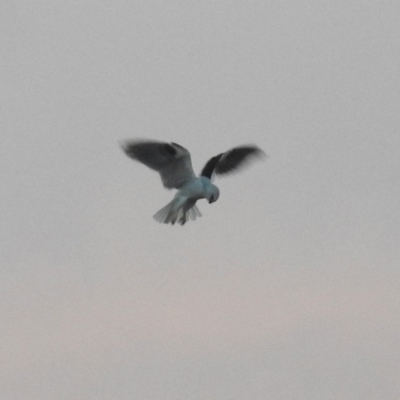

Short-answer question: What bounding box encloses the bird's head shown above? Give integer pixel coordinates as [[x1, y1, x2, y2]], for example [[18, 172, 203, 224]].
[[206, 184, 220, 204]]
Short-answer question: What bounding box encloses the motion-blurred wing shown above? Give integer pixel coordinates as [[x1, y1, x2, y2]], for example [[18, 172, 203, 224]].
[[201, 145, 265, 179], [122, 140, 196, 189]]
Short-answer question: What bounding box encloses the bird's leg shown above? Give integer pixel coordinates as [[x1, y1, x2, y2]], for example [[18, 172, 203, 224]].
[[168, 195, 189, 225], [178, 199, 197, 225]]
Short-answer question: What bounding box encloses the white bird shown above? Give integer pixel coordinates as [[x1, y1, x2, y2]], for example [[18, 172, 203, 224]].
[[122, 139, 265, 225]]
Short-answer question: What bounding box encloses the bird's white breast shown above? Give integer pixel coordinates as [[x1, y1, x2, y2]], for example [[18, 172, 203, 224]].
[[177, 177, 212, 200]]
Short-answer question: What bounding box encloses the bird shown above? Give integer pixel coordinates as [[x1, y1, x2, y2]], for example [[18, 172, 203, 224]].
[[122, 139, 265, 225]]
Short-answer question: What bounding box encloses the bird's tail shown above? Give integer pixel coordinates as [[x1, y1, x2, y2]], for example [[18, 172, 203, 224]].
[[153, 198, 202, 225]]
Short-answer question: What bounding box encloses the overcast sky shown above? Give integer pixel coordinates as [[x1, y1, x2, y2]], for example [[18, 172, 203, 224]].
[[1, 1, 400, 399]]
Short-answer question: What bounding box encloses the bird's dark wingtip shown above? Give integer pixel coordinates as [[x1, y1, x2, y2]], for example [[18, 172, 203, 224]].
[[213, 145, 266, 175]]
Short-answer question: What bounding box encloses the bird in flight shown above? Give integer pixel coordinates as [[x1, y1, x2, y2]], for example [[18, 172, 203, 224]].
[[122, 139, 265, 225]]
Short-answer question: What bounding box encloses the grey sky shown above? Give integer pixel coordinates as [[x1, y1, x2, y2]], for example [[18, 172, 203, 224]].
[[1, 1, 399, 399]]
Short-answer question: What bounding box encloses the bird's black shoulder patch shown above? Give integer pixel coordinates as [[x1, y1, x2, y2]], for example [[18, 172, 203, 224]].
[[200, 153, 224, 179], [164, 143, 177, 156]]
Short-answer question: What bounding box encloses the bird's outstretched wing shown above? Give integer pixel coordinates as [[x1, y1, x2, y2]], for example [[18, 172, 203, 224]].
[[122, 140, 196, 189], [201, 145, 265, 179]]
